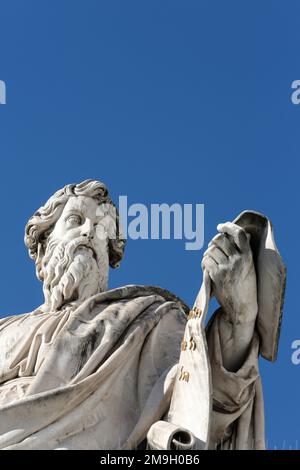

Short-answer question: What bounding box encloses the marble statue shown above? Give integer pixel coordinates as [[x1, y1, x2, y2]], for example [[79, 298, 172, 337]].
[[0, 180, 286, 450]]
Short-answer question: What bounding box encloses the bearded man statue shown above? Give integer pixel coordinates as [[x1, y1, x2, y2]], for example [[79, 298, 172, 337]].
[[0, 180, 286, 450]]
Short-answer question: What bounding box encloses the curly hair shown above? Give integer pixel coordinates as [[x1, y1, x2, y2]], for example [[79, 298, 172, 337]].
[[25, 179, 126, 280]]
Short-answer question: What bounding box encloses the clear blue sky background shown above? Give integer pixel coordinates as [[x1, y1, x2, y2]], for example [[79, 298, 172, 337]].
[[0, 0, 299, 449]]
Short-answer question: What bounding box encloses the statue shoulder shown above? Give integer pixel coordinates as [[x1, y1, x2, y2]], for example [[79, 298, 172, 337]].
[[93, 284, 190, 315], [0, 307, 47, 329]]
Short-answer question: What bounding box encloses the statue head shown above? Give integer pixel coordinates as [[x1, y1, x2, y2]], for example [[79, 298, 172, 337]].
[[25, 180, 125, 311]]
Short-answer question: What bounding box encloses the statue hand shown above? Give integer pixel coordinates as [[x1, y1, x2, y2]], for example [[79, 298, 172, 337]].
[[201, 222, 258, 324]]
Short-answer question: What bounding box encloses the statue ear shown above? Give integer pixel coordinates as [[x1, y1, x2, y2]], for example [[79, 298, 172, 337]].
[[233, 211, 286, 362], [35, 242, 45, 281]]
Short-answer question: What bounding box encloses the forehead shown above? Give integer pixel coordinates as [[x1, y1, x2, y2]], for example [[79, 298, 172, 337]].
[[63, 196, 99, 216]]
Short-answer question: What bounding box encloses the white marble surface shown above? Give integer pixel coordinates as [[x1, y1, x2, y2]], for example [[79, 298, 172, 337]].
[[0, 180, 286, 449]]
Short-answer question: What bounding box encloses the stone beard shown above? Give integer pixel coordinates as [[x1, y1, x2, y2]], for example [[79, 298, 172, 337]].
[[41, 233, 108, 311]]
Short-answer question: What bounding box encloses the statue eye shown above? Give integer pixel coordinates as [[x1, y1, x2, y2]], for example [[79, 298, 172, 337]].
[[66, 215, 82, 227]]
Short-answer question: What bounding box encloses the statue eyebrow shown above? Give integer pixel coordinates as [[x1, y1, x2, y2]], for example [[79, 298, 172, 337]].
[[63, 210, 83, 219]]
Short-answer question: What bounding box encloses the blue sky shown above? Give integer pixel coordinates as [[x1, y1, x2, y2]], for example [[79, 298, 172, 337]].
[[0, 0, 299, 448]]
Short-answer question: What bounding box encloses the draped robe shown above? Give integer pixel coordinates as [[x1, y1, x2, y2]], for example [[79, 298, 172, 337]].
[[0, 285, 264, 450]]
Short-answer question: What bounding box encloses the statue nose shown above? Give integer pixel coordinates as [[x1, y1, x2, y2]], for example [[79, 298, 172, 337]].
[[82, 232, 94, 241], [83, 233, 93, 240], [81, 221, 95, 239]]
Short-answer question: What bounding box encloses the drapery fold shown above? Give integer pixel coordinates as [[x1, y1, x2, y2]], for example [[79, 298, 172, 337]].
[[0, 285, 263, 449]]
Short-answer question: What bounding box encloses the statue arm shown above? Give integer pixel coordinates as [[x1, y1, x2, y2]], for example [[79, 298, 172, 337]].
[[217, 311, 257, 372], [202, 221, 258, 372], [205, 308, 264, 449]]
